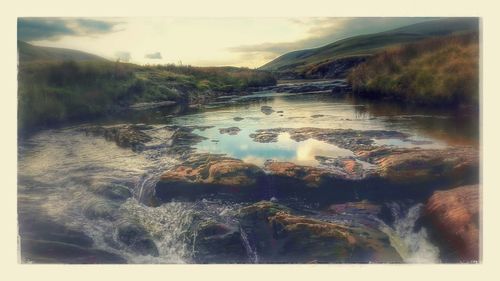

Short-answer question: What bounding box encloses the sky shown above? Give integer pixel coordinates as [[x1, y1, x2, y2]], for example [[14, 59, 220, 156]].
[[18, 17, 436, 68]]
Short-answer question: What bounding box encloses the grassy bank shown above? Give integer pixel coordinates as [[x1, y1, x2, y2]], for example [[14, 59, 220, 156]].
[[18, 61, 276, 133], [347, 32, 479, 106]]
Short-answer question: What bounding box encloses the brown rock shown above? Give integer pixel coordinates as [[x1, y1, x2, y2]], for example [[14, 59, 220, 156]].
[[264, 160, 336, 187], [238, 201, 402, 263], [359, 146, 479, 185], [424, 184, 480, 262], [154, 154, 265, 203]]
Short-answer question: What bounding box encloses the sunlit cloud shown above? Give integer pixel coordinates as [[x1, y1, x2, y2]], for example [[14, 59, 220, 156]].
[[18, 17, 437, 68]]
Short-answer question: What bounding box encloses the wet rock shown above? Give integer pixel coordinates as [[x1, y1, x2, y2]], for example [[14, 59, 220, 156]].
[[249, 128, 289, 143], [233, 117, 245, 121], [82, 124, 153, 151], [422, 184, 479, 262], [315, 156, 367, 179], [249, 127, 408, 151], [168, 126, 208, 156], [219, 127, 241, 135], [154, 154, 266, 203], [357, 146, 479, 185], [89, 183, 132, 201], [117, 223, 159, 257], [193, 221, 247, 263], [260, 105, 275, 115], [264, 160, 344, 188], [238, 201, 402, 263], [326, 200, 382, 216]]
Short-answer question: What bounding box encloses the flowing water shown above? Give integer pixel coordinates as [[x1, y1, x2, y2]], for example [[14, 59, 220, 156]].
[[18, 86, 478, 263]]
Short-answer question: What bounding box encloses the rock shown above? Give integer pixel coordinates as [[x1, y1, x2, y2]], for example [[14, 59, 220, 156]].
[[233, 117, 244, 121], [168, 126, 208, 156], [311, 114, 325, 118], [238, 201, 402, 263], [315, 156, 367, 179], [193, 221, 247, 263], [326, 200, 381, 216], [357, 146, 479, 186], [276, 110, 284, 113], [422, 184, 479, 262], [219, 127, 241, 135], [264, 160, 341, 188], [117, 223, 159, 257], [249, 128, 288, 143], [82, 124, 153, 151], [249, 127, 408, 151], [260, 105, 275, 115], [154, 154, 266, 203], [89, 183, 132, 201]]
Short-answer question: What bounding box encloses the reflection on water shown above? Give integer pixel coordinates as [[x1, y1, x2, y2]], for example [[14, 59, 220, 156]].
[[171, 92, 478, 166], [196, 132, 354, 166]]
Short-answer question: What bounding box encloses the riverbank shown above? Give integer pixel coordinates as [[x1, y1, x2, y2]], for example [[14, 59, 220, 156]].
[[18, 61, 276, 135]]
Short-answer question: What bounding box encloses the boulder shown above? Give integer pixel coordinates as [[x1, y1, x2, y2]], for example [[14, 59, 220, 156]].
[[192, 221, 248, 263], [154, 154, 266, 203], [357, 146, 479, 186], [238, 201, 402, 263], [117, 223, 159, 257], [422, 184, 479, 262]]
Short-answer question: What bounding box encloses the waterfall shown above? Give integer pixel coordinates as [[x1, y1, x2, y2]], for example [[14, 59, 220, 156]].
[[239, 226, 259, 263], [380, 203, 441, 263]]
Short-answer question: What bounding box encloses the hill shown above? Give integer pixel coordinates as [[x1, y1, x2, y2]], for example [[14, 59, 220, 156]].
[[259, 18, 479, 78], [17, 41, 107, 63], [348, 32, 479, 106]]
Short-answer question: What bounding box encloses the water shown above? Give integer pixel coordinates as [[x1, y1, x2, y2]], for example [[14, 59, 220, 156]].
[[173, 92, 477, 166], [17, 87, 478, 263]]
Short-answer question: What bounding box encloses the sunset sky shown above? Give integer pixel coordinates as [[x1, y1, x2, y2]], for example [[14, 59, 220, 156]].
[[18, 17, 436, 68]]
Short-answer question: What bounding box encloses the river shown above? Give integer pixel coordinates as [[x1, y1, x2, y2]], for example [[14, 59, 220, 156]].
[[17, 84, 478, 263]]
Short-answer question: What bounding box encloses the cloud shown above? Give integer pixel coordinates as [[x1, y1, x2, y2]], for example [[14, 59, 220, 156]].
[[145, 52, 162, 59], [229, 17, 436, 64], [18, 18, 121, 41], [114, 51, 131, 62]]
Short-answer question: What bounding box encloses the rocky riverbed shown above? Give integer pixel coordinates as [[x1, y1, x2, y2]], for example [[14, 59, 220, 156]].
[[18, 83, 480, 264]]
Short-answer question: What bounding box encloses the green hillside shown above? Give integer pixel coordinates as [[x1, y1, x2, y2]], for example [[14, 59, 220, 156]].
[[259, 18, 479, 76], [18, 41, 107, 63], [18, 60, 275, 133], [348, 32, 479, 106]]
